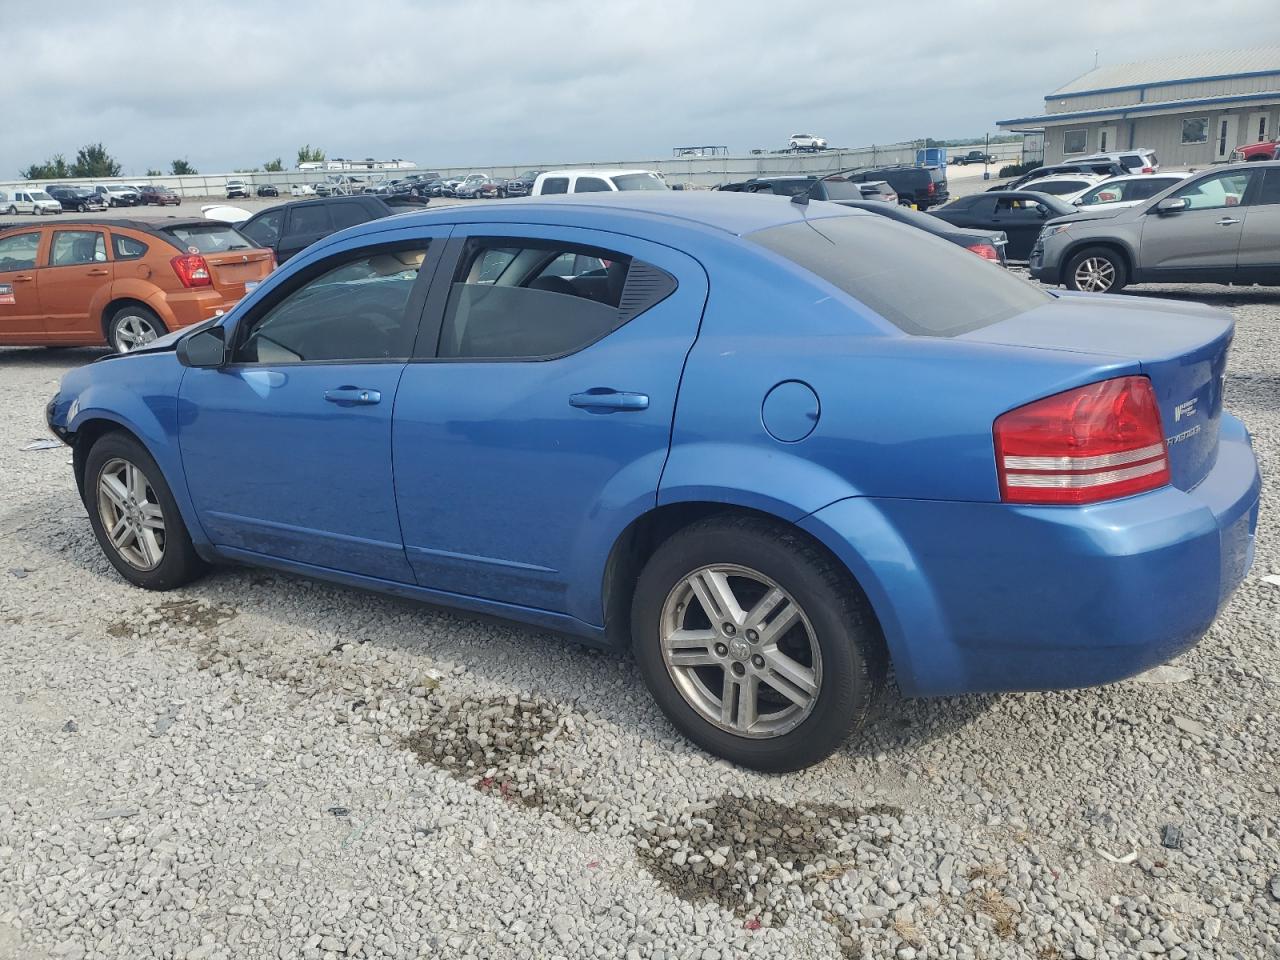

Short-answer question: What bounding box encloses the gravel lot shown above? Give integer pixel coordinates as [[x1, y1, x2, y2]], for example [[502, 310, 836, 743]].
[[0, 281, 1276, 960]]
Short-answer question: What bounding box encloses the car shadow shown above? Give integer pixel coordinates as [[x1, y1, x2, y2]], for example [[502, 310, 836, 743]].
[[0, 346, 108, 368]]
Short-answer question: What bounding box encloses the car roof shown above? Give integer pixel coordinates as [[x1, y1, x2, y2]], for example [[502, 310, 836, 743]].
[[343, 191, 859, 240], [0, 217, 225, 244], [537, 169, 660, 178]]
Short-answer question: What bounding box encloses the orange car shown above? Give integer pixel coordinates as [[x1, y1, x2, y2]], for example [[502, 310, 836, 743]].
[[0, 218, 274, 352]]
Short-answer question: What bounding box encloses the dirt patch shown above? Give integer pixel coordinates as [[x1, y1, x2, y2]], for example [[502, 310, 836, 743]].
[[970, 886, 1020, 939], [107, 598, 238, 638]]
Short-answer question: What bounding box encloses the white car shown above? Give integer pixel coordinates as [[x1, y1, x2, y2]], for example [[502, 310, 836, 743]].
[[1075, 148, 1160, 174], [93, 184, 140, 207], [531, 169, 667, 196], [1070, 171, 1195, 209], [789, 133, 827, 151], [1018, 173, 1109, 198], [225, 179, 250, 199], [3, 188, 62, 215], [289, 183, 317, 197]]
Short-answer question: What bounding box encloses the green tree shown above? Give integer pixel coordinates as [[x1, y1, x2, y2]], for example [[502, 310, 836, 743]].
[[146, 168, 163, 177], [296, 144, 325, 166], [170, 159, 197, 175], [263, 157, 284, 172], [70, 143, 121, 178], [20, 154, 71, 180]]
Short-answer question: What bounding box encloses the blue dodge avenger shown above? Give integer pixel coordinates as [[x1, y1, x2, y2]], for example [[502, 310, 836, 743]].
[[47, 192, 1260, 770]]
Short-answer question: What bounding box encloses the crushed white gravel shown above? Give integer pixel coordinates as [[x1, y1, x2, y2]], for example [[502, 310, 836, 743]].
[[1, 283, 1277, 960]]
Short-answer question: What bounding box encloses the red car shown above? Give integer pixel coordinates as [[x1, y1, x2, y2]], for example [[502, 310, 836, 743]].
[[139, 185, 182, 206], [1231, 140, 1280, 162]]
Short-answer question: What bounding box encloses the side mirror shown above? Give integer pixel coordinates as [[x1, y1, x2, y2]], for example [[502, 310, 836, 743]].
[[1036, 204, 1049, 217], [1155, 196, 1189, 215], [176, 326, 227, 368]]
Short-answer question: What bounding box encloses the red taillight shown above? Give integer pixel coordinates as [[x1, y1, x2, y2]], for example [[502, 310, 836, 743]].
[[926, 181, 936, 194], [994, 376, 1170, 505], [1141, 167, 1154, 173], [170, 254, 211, 288], [966, 242, 1000, 262]]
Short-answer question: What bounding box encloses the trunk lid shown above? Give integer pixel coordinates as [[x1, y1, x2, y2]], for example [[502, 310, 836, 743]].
[[961, 292, 1232, 492], [203, 249, 274, 298]]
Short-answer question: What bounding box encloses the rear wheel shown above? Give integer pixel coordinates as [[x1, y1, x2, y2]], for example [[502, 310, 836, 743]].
[[632, 515, 885, 771], [84, 432, 205, 591], [1065, 246, 1128, 293], [5, 206, 15, 215], [107, 305, 166, 353]]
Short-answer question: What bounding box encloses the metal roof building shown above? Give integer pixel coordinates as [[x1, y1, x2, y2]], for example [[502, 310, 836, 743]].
[[997, 46, 1280, 167]]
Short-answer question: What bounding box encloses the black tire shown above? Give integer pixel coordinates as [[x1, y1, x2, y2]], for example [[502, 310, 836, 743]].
[[83, 432, 206, 591], [631, 514, 885, 771], [77, 203, 87, 212], [107, 304, 167, 353], [1063, 246, 1128, 293]]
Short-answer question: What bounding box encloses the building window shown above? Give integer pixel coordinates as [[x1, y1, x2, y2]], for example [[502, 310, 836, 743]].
[[1181, 117, 1209, 144], [1063, 129, 1088, 155]]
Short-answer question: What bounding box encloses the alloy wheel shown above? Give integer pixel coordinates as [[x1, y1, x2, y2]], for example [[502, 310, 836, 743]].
[[96, 458, 166, 571], [660, 564, 822, 739], [1073, 257, 1116, 292], [112, 314, 160, 352]]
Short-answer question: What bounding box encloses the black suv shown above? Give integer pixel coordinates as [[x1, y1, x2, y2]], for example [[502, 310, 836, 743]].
[[840, 165, 949, 209], [504, 170, 544, 197], [717, 176, 866, 201], [236, 195, 414, 264]]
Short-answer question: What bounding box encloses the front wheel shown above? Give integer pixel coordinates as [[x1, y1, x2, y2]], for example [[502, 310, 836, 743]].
[[1064, 246, 1128, 293], [5, 206, 15, 216], [107, 304, 167, 353], [84, 432, 206, 590], [77, 203, 87, 212], [632, 515, 885, 771]]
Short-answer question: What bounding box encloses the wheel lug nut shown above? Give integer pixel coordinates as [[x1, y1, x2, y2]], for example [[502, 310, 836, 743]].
[[731, 662, 746, 677], [745, 629, 758, 642], [751, 654, 765, 669], [714, 643, 728, 657], [723, 623, 736, 636]]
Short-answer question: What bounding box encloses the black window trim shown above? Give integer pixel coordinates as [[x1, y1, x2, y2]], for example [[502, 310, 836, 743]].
[[219, 236, 447, 368], [411, 230, 677, 364]]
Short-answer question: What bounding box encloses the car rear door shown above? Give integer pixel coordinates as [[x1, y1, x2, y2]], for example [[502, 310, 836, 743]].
[[178, 226, 451, 581], [278, 203, 334, 263], [1139, 168, 1256, 279], [1236, 167, 1280, 285], [37, 228, 112, 342], [0, 230, 46, 341], [392, 224, 708, 626]]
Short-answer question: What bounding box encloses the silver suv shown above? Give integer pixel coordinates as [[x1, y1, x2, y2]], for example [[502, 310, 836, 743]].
[[1030, 161, 1280, 293]]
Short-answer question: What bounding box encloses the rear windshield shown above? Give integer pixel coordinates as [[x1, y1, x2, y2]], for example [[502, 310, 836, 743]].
[[612, 173, 666, 191], [747, 213, 1049, 337], [815, 178, 863, 200], [161, 224, 255, 253]]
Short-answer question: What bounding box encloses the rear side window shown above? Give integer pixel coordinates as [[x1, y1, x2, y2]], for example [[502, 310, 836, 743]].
[[540, 177, 569, 195], [287, 204, 333, 235], [0, 232, 40, 271], [162, 224, 254, 253], [330, 203, 373, 229], [50, 231, 106, 266], [748, 214, 1049, 337], [574, 177, 611, 193], [112, 234, 149, 260], [816, 178, 864, 200], [611, 173, 666, 191], [1258, 169, 1280, 206]]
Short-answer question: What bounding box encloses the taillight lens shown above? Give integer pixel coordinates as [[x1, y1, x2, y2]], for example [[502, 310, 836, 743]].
[[170, 254, 212, 288], [966, 242, 1000, 261], [994, 376, 1170, 505], [926, 181, 936, 194], [1141, 167, 1154, 173]]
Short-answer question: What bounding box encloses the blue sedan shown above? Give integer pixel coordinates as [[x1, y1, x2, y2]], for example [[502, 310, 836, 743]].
[[46, 192, 1261, 770]]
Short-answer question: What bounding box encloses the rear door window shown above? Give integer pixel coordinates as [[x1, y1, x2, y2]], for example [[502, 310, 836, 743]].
[[330, 203, 373, 229], [539, 177, 569, 195], [287, 204, 333, 236], [241, 210, 284, 248], [747, 213, 1049, 337], [1257, 169, 1280, 206]]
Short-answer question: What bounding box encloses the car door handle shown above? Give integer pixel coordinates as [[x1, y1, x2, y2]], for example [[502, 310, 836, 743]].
[[324, 387, 381, 406], [13, 275, 33, 282], [87, 268, 109, 276], [1217, 217, 1241, 226], [569, 389, 649, 412]]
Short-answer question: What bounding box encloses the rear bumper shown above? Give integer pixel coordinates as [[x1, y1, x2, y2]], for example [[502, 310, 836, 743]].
[[156, 289, 246, 330], [801, 414, 1261, 697]]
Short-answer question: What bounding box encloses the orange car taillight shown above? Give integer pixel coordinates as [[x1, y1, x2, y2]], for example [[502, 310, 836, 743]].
[[170, 254, 211, 288], [994, 376, 1170, 505]]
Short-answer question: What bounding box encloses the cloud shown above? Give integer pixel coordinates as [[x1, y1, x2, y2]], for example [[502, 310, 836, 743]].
[[3, 0, 1276, 177]]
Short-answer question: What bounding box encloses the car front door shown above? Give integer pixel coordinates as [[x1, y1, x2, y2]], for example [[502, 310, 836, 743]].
[[0, 231, 46, 341], [1236, 167, 1280, 284], [1139, 168, 1256, 279], [392, 225, 708, 626], [277, 203, 334, 263], [989, 196, 1047, 259], [37, 229, 112, 342], [178, 227, 450, 581]]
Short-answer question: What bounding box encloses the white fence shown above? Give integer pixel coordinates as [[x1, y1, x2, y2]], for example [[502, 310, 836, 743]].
[[0, 140, 1031, 199]]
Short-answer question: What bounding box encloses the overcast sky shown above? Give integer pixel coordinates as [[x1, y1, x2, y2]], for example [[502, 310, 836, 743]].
[[6, 0, 1278, 177]]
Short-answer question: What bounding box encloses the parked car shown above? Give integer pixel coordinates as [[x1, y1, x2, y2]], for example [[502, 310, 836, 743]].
[[1015, 173, 1108, 197], [841, 165, 949, 210], [44, 192, 1260, 771], [474, 178, 508, 199], [3, 189, 63, 216], [1074, 148, 1160, 174], [1231, 140, 1280, 162], [930, 191, 1076, 261], [375, 180, 432, 204], [94, 184, 140, 207], [1071, 172, 1195, 210], [716, 176, 861, 201], [831, 197, 1008, 264], [531, 169, 667, 195], [236, 195, 405, 264], [504, 170, 543, 197], [452, 174, 490, 199], [139, 184, 181, 206], [0, 218, 272, 351], [45, 186, 107, 213], [788, 133, 827, 151], [951, 150, 995, 165], [225, 180, 251, 200], [993, 161, 1128, 192], [1030, 162, 1280, 292], [256, 184, 280, 198], [290, 183, 317, 197]]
